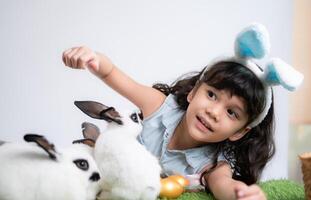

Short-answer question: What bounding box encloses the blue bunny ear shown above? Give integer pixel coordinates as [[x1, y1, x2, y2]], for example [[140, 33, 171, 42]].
[[264, 58, 304, 91], [235, 23, 270, 59]]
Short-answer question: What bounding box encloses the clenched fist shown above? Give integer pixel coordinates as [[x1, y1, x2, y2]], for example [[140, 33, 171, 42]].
[[62, 46, 114, 78]]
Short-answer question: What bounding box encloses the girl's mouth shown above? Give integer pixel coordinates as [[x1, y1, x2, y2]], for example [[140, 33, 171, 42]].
[[196, 116, 214, 132]]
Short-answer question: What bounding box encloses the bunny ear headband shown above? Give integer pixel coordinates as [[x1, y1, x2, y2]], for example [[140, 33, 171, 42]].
[[200, 23, 304, 128]]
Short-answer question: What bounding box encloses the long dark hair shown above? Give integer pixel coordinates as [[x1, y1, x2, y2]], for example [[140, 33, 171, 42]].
[[153, 61, 275, 186]]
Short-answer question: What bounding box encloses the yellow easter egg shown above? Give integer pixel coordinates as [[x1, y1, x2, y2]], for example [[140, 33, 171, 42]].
[[159, 177, 184, 199], [168, 175, 190, 187]]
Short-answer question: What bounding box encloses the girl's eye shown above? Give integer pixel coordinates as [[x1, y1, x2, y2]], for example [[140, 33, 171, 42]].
[[207, 90, 216, 100], [227, 109, 238, 119]]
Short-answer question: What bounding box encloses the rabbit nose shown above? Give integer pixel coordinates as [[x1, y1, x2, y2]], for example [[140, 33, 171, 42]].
[[89, 172, 100, 182]]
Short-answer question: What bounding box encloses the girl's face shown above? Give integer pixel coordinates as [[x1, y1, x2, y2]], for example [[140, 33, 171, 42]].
[[184, 83, 251, 144]]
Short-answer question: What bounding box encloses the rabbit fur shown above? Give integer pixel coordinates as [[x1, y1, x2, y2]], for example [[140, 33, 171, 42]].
[[0, 134, 101, 200], [75, 101, 162, 200]]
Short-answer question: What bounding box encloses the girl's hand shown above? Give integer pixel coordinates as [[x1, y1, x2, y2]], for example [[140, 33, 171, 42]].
[[235, 184, 266, 200], [62, 46, 114, 78]]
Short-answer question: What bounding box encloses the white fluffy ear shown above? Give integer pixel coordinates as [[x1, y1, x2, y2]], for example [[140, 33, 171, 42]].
[[263, 58, 304, 91], [234, 23, 270, 59]]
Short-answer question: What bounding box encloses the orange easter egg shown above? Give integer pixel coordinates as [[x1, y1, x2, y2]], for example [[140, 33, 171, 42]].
[[168, 175, 190, 187], [159, 177, 184, 198]]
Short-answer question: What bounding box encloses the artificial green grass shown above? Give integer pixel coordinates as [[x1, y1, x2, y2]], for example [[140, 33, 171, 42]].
[[259, 179, 304, 200], [158, 179, 305, 200]]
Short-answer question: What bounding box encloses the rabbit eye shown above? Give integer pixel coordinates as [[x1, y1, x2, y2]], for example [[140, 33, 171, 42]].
[[130, 112, 143, 123], [73, 159, 89, 171], [130, 113, 138, 123]]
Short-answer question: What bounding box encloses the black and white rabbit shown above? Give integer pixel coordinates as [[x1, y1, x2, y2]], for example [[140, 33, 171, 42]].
[[0, 134, 101, 200]]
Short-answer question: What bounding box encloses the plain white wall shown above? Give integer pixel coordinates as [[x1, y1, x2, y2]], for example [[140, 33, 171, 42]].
[[0, 0, 292, 180]]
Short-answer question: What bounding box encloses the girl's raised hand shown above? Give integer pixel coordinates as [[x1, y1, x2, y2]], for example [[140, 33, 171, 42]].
[[62, 46, 100, 72], [62, 46, 115, 79], [235, 184, 266, 200]]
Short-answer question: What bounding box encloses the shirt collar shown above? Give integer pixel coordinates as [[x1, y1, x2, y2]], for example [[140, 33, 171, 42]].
[[160, 95, 184, 131], [161, 108, 215, 169]]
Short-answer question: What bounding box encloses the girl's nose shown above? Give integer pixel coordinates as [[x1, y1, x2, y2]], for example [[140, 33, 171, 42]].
[[206, 105, 221, 122]]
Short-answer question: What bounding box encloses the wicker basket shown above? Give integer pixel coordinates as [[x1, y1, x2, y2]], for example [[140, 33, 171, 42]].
[[299, 152, 311, 200]]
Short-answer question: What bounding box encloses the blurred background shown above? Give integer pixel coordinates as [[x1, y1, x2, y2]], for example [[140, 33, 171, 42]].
[[0, 0, 309, 182], [289, 0, 311, 184]]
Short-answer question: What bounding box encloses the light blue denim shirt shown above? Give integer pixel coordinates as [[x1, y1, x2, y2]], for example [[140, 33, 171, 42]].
[[137, 94, 225, 179]]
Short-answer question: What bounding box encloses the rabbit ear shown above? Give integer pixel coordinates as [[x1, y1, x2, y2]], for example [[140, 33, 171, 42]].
[[24, 134, 57, 160], [74, 101, 123, 125], [263, 58, 304, 91], [72, 138, 96, 147], [74, 101, 110, 119], [81, 122, 101, 142], [235, 23, 270, 59]]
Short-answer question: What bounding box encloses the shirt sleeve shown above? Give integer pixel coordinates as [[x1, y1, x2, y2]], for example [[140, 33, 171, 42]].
[[142, 94, 178, 123]]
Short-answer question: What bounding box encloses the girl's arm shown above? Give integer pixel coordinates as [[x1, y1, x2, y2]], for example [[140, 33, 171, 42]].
[[205, 162, 266, 200], [62, 46, 166, 118]]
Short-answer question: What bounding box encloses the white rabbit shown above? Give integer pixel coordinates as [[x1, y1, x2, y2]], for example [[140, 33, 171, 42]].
[[0, 134, 101, 200], [75, 101, 161, 200]]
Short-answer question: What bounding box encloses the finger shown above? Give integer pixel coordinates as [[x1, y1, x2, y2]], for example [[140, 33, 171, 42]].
[[242, 185, 261, 196], [234, 184, 248, 197], [64, 48, 77, 67], [69, 47, 84, 68], [62, 48, 71, 66], [238, 196, 261, 200], [62, 47, 77, 66], [236, 186, 263, 199], [73, 48, 89, 69], [64, 47, 79, 67], [237, 192, 265, 200]]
